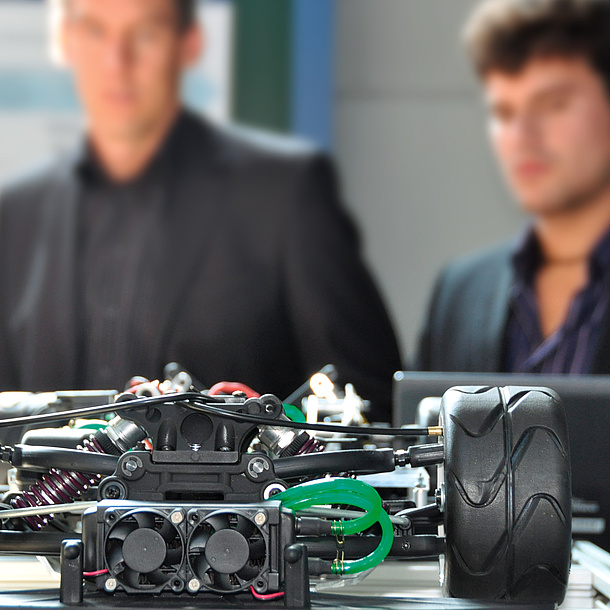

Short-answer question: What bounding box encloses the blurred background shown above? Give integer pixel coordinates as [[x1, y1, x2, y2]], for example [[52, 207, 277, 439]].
[[0, 0, 526, 365]]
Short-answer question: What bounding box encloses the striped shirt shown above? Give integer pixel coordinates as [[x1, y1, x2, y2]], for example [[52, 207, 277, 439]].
[[504, 227, 610, 374]]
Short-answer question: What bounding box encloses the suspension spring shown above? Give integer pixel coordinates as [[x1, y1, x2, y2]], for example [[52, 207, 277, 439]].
[[295, 435, 325, 455], [11, 417, 146, 531], [12, 436, 106, 530]]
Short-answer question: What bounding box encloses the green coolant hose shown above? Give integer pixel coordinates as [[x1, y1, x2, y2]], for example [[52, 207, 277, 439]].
[[271, 477, 394, 575]]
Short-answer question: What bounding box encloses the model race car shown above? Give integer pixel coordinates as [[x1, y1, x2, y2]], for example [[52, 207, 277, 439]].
[[0, 366, 571, 608]]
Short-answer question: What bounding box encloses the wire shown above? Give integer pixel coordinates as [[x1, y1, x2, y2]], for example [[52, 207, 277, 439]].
[[0, 501, 97, 520], [209, 382, 260, 398], [186, 399, 430, 438], [297, 506, 411, 527], [0, 392, 217, 430], [0, 392, 431, 438], [250, 586, 285, 601], [83, 569, 109, 577]]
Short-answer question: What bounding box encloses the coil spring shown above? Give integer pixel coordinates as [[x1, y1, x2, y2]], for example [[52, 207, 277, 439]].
[[295, 436, 324, 455], [12, 436, 106, 530]]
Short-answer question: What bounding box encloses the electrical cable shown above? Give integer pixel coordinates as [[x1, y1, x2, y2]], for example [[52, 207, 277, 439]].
[[0, 393, 221, 430], [250, 586, 285, 601], [186, 399, 432, 438], [83, 569, 109, 577], [0, 392, 433, 438], [297, 506, 411, 527]]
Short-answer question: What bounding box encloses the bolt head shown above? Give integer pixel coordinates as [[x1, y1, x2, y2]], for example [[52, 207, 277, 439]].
[[187, 578, 200, 592], [170, 511, 184, 525], [104, 578, 117, 592], [254, 511, 267, 526], [125, 459, 138, 472]]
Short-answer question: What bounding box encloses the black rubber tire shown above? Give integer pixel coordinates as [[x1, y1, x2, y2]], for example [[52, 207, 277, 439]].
[[440, 386, 571, 604]]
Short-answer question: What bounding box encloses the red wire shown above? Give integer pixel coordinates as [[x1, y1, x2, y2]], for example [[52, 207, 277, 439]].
[[209, 382, 261, 398], [83, 569, 109, 577], [250, 586, 285, 601]]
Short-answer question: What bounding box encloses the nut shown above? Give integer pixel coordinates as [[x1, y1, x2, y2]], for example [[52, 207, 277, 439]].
[[170, 510, 184, 525]]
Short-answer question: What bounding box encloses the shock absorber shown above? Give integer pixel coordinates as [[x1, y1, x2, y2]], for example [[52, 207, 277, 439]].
[[11, 417, 146, 530], [258, 424, 324, 458]]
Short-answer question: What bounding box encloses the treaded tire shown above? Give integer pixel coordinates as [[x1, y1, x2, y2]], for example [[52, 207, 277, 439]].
[[440, 386, 571, 604]]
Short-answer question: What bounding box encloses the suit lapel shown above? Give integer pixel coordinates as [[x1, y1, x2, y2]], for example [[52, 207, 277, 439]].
[[138, 116, 231, 374], [476, 251, 514, 372]]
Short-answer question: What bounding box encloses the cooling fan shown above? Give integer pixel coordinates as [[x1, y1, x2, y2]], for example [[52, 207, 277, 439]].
[[188, 510, 267, 593], [104, 508, 185, 593]]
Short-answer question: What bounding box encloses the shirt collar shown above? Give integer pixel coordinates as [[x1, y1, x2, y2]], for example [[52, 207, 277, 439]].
[[511, 226, 542, 286], [511, 223, 610, 284], [74, 108, 188, 189], [589, 224, 610, 279]]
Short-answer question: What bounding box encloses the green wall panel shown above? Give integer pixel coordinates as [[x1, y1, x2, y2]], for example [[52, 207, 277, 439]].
[[233, 0, 292, 132]]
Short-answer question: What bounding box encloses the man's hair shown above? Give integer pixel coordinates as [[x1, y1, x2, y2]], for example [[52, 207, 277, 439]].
[[55, 0, 197, 30], [464, 0, 610, 89]]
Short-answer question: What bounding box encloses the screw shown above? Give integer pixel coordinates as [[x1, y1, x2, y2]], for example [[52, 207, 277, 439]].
[[265, 403, 274, 413], [248, 457, 269, 479], [402, 541, 411, 551], [252, 462, 265, 475], [187, 578, 200, 592], [124, 458, 138, 472], [104, 578, 118, 593], [254, 511, 267, 526], [170, 510, 184, 525], [263, 483, 287, 499], [105, 485, 121, 500]]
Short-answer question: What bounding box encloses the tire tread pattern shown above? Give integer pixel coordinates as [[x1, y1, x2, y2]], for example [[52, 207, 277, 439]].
[[441, 386, 571, 604]]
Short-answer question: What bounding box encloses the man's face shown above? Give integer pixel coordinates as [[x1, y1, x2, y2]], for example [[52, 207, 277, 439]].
[[485, 56, 610, 217], [62, 0, 200, 140]]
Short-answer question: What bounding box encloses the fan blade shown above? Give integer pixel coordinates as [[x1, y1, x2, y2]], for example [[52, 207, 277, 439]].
[[192, 553, 210, 579], [122, 568, 141, 590], [165, 546, 183, 567], [147, 569, 169, 586], [235, 515, 255, 538], [237, 563, 260, 582], [189, 530, 210, 552], [133, 512, 156, 530], [106, 544, 125, 571], [249, 538, 266, 560], [206, 513, 230, 532], [108, 522, 136, 541], [215, 572, 235, 591], [158, 518, 177, 544]]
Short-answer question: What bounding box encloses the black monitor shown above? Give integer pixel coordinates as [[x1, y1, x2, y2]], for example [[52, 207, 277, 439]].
[[393, 372, 610, 550]]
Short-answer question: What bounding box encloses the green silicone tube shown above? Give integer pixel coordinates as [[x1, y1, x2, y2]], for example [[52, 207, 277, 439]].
[[271, 477, 394, 574]]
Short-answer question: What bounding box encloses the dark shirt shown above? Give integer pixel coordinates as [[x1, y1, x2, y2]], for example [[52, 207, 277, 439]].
[[504, 227, 610, 374], [76, 120, 178, 389]]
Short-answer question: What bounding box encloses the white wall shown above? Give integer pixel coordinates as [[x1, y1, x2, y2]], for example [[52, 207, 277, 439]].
[[335, 0, 526, 363]]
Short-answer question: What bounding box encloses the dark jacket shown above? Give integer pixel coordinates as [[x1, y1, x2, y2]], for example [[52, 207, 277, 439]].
[[417, 241, 610, 373], [0, 111, 401, 421]]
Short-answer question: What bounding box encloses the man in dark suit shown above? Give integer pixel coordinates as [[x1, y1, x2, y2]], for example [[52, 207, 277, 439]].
[[418, 0, 610, 375], [0, 0, 401, 421]]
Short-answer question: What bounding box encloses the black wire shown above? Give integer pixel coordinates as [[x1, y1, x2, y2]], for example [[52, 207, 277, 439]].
[[185, 400, 430, 437], [0, 393, 431, 438], [0, 392, 212, 430]]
